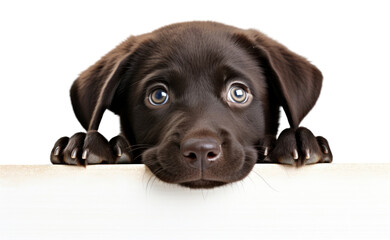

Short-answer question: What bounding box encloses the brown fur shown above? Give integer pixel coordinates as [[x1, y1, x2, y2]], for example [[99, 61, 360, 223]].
[[51, 21, 332, 188]]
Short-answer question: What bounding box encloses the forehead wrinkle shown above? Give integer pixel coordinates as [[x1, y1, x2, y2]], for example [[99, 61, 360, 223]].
[[135, 68, 182, 97], [134, 30, 265, 104], [134, 69, 164, 98]]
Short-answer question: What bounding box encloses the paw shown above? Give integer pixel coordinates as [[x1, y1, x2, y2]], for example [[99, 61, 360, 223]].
[[260, 127, 332, 166], [50, 131, 132, 165]]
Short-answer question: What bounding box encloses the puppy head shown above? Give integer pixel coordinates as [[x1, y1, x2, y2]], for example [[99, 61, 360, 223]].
[[70, 22, 322, 188]]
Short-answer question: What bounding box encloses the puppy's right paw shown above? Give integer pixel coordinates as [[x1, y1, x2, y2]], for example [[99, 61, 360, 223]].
[[50, 132, 132, 165], [261, 127, 332, 167]]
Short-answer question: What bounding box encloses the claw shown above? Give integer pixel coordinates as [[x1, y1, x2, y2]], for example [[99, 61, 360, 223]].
[[54, 146, 60, 156], [71, 148, 78, 159], [321, 144, 329, 154], [82, 149, 89, 160], [305, 149, 310, 160], [292, 149, 298, 160], [116, 146, 122, 157], [264, 147, 268, 156]]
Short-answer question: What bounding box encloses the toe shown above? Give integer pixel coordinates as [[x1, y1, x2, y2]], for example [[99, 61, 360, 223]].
[[269, 128, 298, 166], [258, 135, 276, 162], [109, 136, 132, 164], [63, 132, 86, 165], [83, 131, 114, 164], [296, 127, 322, 166], [50, 137, 69, 164], [316, 136, 333, 163]]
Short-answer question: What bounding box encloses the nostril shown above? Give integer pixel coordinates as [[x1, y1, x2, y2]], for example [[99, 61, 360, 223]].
[[181, 137, 221, 168], [185, 152, 197, 160], [206, 150, 220, 161]]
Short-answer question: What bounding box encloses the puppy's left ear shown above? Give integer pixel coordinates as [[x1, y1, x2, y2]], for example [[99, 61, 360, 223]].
[[70, 36, 148, 131], [71, 51, 134, 131], [242, 30, 323, 128]]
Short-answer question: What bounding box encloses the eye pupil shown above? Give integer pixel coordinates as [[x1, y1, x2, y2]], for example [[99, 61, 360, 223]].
[[229, 86, 248, 103], [154, 90, 165, 100], [150, 88, 168, 105], [234, 89, 244, 98]]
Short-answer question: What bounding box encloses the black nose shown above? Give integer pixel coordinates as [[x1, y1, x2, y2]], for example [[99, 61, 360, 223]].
[[181, 137, 221, 169]]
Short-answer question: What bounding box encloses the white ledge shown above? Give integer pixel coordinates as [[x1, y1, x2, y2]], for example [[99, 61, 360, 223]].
[[1, 164, 389, 240]]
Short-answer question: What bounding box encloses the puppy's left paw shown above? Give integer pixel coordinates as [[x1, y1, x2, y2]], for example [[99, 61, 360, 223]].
[[50, 131, 132, 165], [265, 127, 332, 166]]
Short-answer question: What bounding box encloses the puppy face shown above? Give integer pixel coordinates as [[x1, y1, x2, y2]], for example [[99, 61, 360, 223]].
[[118, 30, 268, 188], [69, 22, 324, 188]]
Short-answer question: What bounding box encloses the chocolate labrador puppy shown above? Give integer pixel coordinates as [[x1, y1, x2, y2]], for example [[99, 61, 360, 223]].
[[50, 21, 332, 188]]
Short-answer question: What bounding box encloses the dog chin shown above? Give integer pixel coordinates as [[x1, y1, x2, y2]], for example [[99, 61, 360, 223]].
[[142, 145, 258, 189], [179, 180, 228, 189]]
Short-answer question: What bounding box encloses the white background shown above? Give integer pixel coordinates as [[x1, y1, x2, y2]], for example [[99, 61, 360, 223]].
[[0, 0, 389, 164]]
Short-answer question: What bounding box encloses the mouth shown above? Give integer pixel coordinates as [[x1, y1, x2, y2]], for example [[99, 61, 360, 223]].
[[142, 143, 258, 189], [179, 179, 228, 189], [142, 154, 229, 188]]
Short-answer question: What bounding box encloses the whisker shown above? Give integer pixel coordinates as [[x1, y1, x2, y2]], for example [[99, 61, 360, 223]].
[[251, 168, 278, 192], [150, 174, 160, 189], [145, 167, 163, 192], [146, 174, 155, 191], [235, 179, 246, 192], [247, 175, 255, 184], [129, 146, 150, 152], [130, 143, 154, 148], [133, 153, 143, 163], [129, 144, 153, 150], [201, 189, 206, 200]]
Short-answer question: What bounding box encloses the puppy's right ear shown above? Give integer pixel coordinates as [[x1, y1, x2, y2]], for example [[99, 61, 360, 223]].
[[235, 30, 323, 129], [70, 37, 141, 131]]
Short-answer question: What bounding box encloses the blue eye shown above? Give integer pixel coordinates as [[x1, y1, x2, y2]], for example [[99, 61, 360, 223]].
[[149, 88, 169, 105], [228, 86, 248, 103]]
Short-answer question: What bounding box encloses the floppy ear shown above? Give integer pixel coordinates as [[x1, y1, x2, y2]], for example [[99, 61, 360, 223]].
[[70, 37, 139, 131], [244, 30, 323, 129]]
